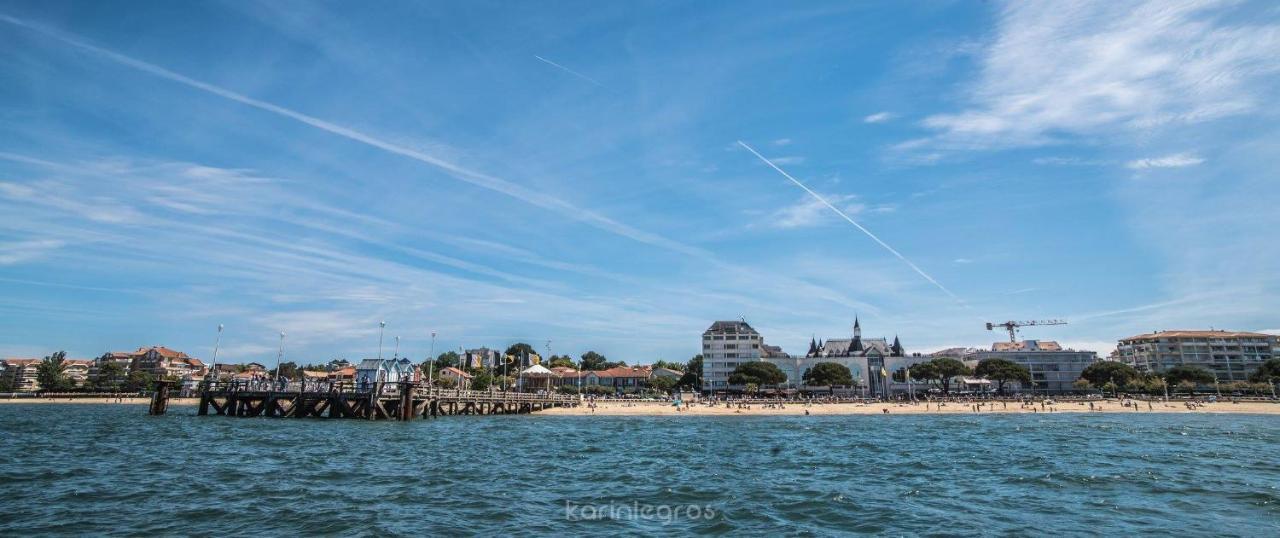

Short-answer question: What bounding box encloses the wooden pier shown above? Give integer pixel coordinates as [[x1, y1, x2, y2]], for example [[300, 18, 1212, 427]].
[[191, 381, 578, 421]]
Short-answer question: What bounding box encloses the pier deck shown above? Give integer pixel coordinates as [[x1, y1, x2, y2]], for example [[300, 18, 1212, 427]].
[[190, 381, 577, 420]]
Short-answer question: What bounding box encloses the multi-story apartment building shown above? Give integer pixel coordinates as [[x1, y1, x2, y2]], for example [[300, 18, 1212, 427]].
[[1116, 330, 1276, 382], [968, 340, 1098, 394], [701, 320, 764, 390], [0, 358, 40, 392]]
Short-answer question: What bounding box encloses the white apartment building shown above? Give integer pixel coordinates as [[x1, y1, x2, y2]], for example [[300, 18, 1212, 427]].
[[701, 320, 764, 390], [1116, 330, 1276, 382], [968, 340, 1098, 394]]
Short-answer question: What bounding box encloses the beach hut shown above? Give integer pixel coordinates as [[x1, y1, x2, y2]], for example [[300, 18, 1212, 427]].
[[518, 364, 558, 392]]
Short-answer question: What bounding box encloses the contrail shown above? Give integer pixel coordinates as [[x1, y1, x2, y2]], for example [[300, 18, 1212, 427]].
[[533, 55, 604, 87], [737, 140, 962, 302], [0, 14, 705, 257]]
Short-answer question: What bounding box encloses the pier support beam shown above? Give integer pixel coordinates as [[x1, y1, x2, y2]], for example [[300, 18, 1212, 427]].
[[148, 381, 172, 416]]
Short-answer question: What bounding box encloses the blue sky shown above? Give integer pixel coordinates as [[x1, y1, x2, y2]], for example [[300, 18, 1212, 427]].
[[2, 0, 1278, 364]]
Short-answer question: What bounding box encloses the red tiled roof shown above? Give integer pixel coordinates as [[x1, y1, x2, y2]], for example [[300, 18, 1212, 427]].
[[1121, 330, 1275, 341], [590, 366, 652, 379], [439, 367, 473, 379]]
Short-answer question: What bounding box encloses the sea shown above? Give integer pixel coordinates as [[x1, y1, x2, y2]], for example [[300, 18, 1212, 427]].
[[1, 404, 1277, 536]]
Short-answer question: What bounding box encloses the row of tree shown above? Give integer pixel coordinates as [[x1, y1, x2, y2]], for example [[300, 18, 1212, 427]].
[[713, 357, 1280, 395]]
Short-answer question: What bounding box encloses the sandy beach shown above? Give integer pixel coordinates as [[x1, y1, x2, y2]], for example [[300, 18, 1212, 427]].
[[535, 399, 1280, 416]]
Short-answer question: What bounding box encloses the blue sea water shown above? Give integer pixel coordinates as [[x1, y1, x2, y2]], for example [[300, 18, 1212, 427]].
[[1, 404, 1278, 536]]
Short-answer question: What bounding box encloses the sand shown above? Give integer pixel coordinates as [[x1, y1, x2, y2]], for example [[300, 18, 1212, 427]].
[[535, 399, 1280, 416]]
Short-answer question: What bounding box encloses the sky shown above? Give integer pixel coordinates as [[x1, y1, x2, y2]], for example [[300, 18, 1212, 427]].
[[1, 0, 1278, 365]]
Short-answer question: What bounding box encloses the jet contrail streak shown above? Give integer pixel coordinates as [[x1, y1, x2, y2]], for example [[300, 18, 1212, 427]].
[[533, 55, 605, 87], [737, 140, 962, 302], [0, 14, 710, 257]]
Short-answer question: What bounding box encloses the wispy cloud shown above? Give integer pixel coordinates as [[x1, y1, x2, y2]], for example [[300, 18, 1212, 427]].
[[772, 138, 792, 146], [0, 239, 65, 265], [863, 111, 893, 123], [1125, 153, 1205, 169], [914, 1, 1280, 150], [1031, 156, 1110, 166], [0, 14, 714, 261], [953, 258, 973, 264]]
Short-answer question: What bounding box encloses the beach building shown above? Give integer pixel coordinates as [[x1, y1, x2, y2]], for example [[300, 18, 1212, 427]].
[[327, 366, 356, 383], [462, 347, 501, 369], [354, 358, 419, 389], [437, 366, 473, 388], [651, 367, 683, 381], [118, 346, 207, 380], [90, 351, 133, 381], [584, 366, 654, 390], [63, 359, 94, 387], [701, 320, 766, 390], [1116, 330, 1276, 382], [766, 318, 927, 397], [0, 358, 40, 392], [968, 340, 1098, 394]]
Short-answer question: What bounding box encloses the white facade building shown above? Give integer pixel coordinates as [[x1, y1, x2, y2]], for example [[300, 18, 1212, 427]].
[[1116, 330, 1276, 383], [968, 340, 1098, 394], [701, 320, 764, 390]]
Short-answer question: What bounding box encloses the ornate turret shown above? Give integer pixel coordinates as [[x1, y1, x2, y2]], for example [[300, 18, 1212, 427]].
[[891, 335, 904, 357], [850, 316, 863, 353], [807, 336, 818, 357]]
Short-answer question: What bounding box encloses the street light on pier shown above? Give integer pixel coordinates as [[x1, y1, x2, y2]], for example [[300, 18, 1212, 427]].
[[274, 331, 286, 386], [378, 321, 386, 360], [394, 335, 400, 360], [208, 324, 223, 388]]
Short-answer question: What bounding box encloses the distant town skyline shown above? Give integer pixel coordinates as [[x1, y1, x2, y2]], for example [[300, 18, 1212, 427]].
[[2, 1, 1278, 364]]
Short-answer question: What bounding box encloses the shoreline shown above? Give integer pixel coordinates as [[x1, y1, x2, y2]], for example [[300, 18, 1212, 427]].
[[534, 399, 1280, 416], [3, 397, 1277, 416]]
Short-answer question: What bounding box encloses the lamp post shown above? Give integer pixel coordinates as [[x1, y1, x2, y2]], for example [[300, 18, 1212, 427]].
[[394, 336, 400, 360], [377, 321, 386, 360], [274, 331, 286, 387], [429, 331, 436, 386], [208, 324, 223, 388]]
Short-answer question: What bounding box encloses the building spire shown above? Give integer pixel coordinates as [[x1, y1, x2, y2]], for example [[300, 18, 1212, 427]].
[[892, 334, 903, 356]]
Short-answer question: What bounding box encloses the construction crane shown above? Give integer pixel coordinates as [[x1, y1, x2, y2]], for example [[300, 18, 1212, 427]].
[[985, 319, 1067, 343]]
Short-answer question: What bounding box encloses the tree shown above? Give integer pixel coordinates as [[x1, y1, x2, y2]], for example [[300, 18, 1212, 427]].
[[908, 362, 939, 387], [434, 376, 458, 389], [435, 351, 460, 369], [676, 371, 700, 390], [728, 361, 786, 386], [0, 375, 12, 393], [471, 370, 493, 391], [93, 362, 127, 392], [1080, 361, 1138, 388], [687, 355, 703, 378], [1249, 358, 1280, 383], [36, 351, 72, 393], [1072, 379, 1093, 392], [1163, 365, 1214, 386], [580, 351, 609, 371], [652, 360, 684, 372], [547, 355, 576, 369], [803, 362, 854, 387], [505, 343, 536, 360], [974, 358, 1032, 395], [930, 358, 972, 395], [602, 360, 628, 370], [648, 375, 676, 393], [123, 370, 154, 392], [276, 361, 300, 380]]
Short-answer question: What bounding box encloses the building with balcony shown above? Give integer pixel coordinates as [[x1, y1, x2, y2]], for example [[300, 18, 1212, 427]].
[[967, 340, 1098, 394], [701, 320, 766, 390], [1116, 330, 1276, 382]]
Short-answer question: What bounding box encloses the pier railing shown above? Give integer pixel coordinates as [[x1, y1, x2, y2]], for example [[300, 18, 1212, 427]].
[[200, 380, 578, 404]]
